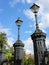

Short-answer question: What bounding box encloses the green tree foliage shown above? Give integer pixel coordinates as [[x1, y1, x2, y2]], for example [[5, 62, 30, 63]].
[[0, 32, 7, 50], [6, 47, 14, 61], [24, 56, 28, 65], [27, 57, 34, 65], [24, 54, 34, 65], [6, 47, 14, 65], [0, 32, 14, 64]]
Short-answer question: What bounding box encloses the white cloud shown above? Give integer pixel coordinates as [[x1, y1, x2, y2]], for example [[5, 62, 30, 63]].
[[46, 38, 49, 48], [26, 0, 33, 3], [0, 23, 14, 47], [0, 24, 11, 36], [9, 0, 34, 7], [39, 13, 49, 29], [25, 49, 32, 54], [36, 0, 49, 11], [23, 9, 35, 20], [25, 30, 32, 34], [29, 24, 33, 28], [9, 0, 19, 7], [21, 0, 25, 3], [7, 37, 14, 47], [23, 37, 34, 54]]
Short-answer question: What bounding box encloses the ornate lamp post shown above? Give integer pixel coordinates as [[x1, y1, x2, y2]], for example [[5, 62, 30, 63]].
[[16, 18, 23, 40], [13, 18, 24, 65], [30, 3, 40, 29], [30, 3, 46, 65]]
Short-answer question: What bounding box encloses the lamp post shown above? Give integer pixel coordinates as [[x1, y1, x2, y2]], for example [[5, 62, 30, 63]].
[[13, 18, 24, 65], [16, 18, 23, 40], [30, 3, 40, 30], [30, 3, 46, 65]]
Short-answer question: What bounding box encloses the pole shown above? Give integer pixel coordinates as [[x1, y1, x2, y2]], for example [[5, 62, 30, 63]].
[[18, 25, 20, 40], [35, 13, 39, 30]]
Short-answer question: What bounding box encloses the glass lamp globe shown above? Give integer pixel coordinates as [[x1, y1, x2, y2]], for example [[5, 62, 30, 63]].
[[16, 18, 23, 26], [30, 3, 40, 13]]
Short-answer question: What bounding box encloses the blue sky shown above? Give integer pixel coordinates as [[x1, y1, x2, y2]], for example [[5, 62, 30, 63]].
[[0, 0, 49, 54]]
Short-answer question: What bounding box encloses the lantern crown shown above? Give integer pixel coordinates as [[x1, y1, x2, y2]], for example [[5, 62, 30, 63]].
[[30, 3, 40, 13]]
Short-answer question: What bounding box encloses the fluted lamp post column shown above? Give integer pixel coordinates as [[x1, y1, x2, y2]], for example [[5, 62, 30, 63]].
[[13, 18, 24, 65]]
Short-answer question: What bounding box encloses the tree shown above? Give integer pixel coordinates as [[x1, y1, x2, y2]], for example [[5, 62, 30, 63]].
[[0, 32, 7, 50], [23, 51, 34, 65], [0, 32, 14, 64], [6, 47, 14, 65], [27, 57, 34, 65], [6, 47, 14, 60], [24, 56, 28, 65]]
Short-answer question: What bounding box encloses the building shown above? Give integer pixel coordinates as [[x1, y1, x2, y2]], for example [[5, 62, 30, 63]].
[[24, 54, 34, 59]]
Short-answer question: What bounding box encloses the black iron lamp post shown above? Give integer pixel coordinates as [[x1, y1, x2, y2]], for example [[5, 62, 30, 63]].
[[16, 18, 23, 40], [13, 18, 24, 65], [30, 3, 46, 65], [30, 3, 40, 30]]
